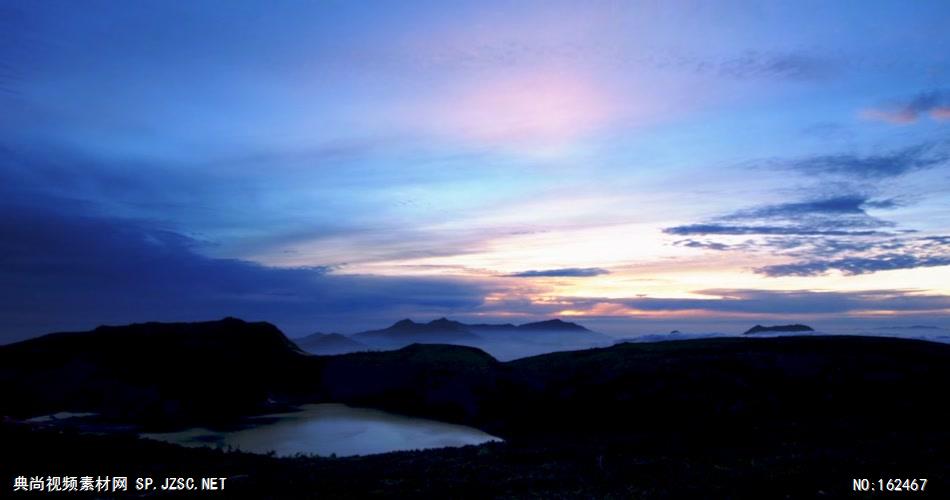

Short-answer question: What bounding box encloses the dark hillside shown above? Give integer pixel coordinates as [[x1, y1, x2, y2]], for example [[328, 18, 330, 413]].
[[2, 321, 950, 497], [316, 343, 505, 426], [500, 336, 950, 439], [0, 318, 318, 426]]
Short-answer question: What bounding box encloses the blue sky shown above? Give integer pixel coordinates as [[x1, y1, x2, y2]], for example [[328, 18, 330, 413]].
[[2, 0, 950, 341]]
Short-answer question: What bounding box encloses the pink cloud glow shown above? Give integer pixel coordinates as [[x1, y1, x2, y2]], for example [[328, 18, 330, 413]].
[[931, 107, 950, 120]]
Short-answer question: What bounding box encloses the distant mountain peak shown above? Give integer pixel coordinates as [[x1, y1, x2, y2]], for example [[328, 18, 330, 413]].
[[518, 319, 590, 331], [744, 324, 815, 335], [349, 317, 606, 357], [428, 317, 466, 328], [391, 319, 420, 329], [295, 332, 368, 355], [389, 318, 469, 331], [352, 317, 480, 346]]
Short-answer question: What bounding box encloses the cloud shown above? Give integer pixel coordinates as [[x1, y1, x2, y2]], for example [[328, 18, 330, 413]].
[[665, 191, 950, 277], [663, 143, 950, 279], [765, 235, 904, 256], [698, 142, 946, 274], [757, 254, 950, 277], [725, 195, 891, 218], [0, 203, 494, 342], [742, 234, 950, 277], [0, 139, 533, 271], [786, 144, 948, 179], [672, 239, 734, 251], [862, 89, 950, 124], [545, 289, 950, 316], [665, 194, 896, 237], [757, 252, 950, 277], [716, 51, 837, 81], [665, 224, 884, 237], [507, 267, 610, 278]]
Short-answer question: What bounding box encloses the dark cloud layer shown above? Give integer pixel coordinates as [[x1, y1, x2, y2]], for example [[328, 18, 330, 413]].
[[745, 231, 950, 277], [666, 224, 885, 237], [757, 252, 950, 277], [508, 267, 610, 278], [673, 239, 733, 251], [676, 142, 950, 276], [666, 190, 950, 278], [665, 194, 895, 237], [725, 195, 892, 218], [787, 143, 947, 179], [0, 204, 492, 343]]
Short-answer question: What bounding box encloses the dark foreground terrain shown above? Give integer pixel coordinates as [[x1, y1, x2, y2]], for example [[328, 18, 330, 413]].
[[2, 318, 949, 498], [3, 420, 946, 499]]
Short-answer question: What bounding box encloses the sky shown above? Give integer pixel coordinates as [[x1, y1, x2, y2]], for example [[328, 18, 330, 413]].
[[2, 0, 950, 341]]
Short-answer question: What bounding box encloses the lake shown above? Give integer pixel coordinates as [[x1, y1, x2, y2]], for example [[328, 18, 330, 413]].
[[141, 403, 501, 457]]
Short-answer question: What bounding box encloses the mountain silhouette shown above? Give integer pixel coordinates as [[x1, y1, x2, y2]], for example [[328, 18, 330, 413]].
[[351, 318, 481, 347], [295, 332, 369, 355], [514, 319, 590, 331], [344, 317, 609, 359], [5, 322, 950, 500], [7, 318, 947, 442], [744, 324, 815, 335], [0, 317, 319, 426]]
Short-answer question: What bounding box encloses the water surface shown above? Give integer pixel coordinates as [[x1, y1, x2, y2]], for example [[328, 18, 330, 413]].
[[142, 403, 501, 457]]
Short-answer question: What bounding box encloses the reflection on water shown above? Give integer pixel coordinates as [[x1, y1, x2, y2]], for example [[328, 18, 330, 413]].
[[142, 403, 501, 457], [26, 412, 98, 423]]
